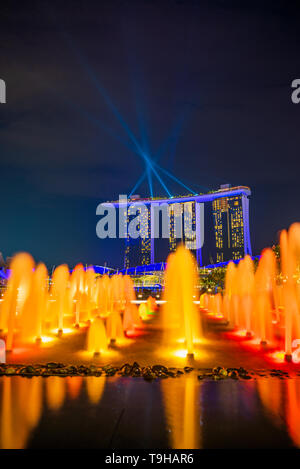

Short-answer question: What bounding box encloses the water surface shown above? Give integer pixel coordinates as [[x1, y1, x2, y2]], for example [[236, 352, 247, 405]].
[[0, 375, 298, 449]]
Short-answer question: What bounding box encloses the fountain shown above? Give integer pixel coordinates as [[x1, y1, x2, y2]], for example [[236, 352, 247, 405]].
[[1, 222, 300, 367], [21, 263, 48, 344], [223, 261, 237, 324], [85, 266, 96, 323], [239, 255, 255, 336], [0, 251, 142, 357], [70, 264, 85, 328], [253, 248, 276, 345], [1, 253, 35, 351], [280, 224, 300, 361], [196, 222, 300, 363], [106, 309, 124, 345], [123, 275, 140, 333], [87, 317, 107, 356], [162, 245, 202, 357], [137, 296, 157, 322]]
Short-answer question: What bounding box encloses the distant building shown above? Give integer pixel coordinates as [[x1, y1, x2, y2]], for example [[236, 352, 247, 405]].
[[112, 185, 252, 268], [212, 191, 251, 262], [124, 204, 152, 268]]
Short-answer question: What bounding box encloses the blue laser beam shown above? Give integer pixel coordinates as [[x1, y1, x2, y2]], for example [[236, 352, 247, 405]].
[[143, 157, 172, 197], [64, 98, 139, 155], [44, 3, 196, 200], [147, 165, 153, 198], [154, 163, 197, 195], [129, 171, 147, 197], [49, 13, 148, 162]]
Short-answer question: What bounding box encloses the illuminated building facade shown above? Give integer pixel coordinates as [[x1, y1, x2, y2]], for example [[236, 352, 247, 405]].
[[116, 185, 251, 268], [169, 201, 197, 252], [212, 193, 250, 262]]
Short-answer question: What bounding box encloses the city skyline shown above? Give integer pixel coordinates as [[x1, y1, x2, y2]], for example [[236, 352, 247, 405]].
[[118, 185, 251, 268]]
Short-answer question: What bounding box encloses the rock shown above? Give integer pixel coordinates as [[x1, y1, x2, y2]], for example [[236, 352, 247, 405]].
[[131, 364, 142, 377], [56, 368, 68, 375], [46, 362, 63, 369], [213, 374, 222, 380], [132, 361, 140, 369], [121, 365, 132, 376], [102, 364, 113, 372], [166, 370, 177, 378], [0, 362, 265, 382], [78, 365, 89, 374], [105, 368, 117, 377], [119, 363, 131, 371], [142, 367, 156, 381], [152, 364, 168, 374]]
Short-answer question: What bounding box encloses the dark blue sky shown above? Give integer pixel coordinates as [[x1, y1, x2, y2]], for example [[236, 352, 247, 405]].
[[1, 0, 300, 268]]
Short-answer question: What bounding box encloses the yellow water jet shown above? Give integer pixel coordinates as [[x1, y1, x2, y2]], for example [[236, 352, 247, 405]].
[[51, 264, 69, 335], [87, 316, 107, 355], [162, 245, 202, 356], [3, 253, 34, 351]]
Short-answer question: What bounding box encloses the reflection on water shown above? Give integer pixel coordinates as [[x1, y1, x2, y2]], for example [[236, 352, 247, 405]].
[[0, 376, 85, 448], [0, 376, 300, 448], [256, 379, 300, 448], [46, 377, 66, 411], [66, 376, 83, 400], [257, 379, 284, 428], [86, 376, 106, 404], [286, 380, 300, 447], [0, 377, 43, 449], [161, 375, 201, 448]]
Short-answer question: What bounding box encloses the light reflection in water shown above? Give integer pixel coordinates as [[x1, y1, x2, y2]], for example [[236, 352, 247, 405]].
[[86, 376, 106, 404], [1, 376, 300, 448], [0, 376, 101, 448], [257, 379, 283, 428], [0, 377, 43, 449], [67, 376, 83, 400], [286, 379, 300, 446], [257, 378, 300, 448]]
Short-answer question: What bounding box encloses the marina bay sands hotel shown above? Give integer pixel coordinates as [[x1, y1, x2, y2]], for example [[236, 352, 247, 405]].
[[113, 185, 252, 268]]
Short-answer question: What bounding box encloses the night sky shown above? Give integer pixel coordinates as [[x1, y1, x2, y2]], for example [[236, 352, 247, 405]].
[[1, 0, 300, 268]]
